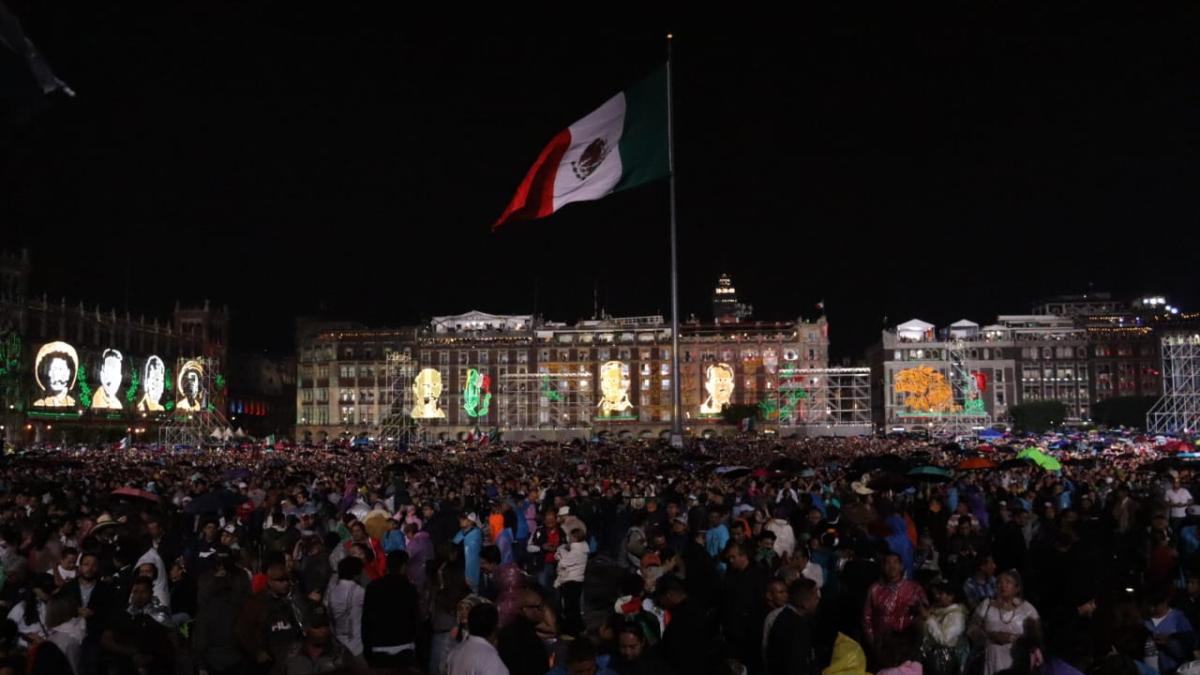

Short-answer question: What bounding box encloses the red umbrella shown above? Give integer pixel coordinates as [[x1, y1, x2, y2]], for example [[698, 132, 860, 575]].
[[978, 444, 995, 454], [958, 457, 997, 471], [111, 487, 160, 503]]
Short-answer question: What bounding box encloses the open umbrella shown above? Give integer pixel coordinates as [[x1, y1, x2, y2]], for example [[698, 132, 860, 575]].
[[111, 487, 160, 504], [715, 466, 752, 480], [768, 457, 805, 473], [958, 457, 997, 471], [185, 489, 247, 515], [852, 454, 909, 475], [868, 472, 915, 491], [1016, 448, 1062, 472], [221, 467, 252, 482], [998, 458, 1033, 471], [907, 466, 954, 483]]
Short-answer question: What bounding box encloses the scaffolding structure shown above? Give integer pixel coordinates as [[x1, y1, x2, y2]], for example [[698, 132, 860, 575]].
[[774, 367, 872, 430], [932, 341, 991, 436], [1147, 333, 1200, 434], [158, 356, 231, 447], [498, 372, 594, 430], [378, 351, 416, 447]]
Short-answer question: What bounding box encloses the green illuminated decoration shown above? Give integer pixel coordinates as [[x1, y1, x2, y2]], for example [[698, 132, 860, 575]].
[[207, 402, 216, 413], [77, 363, 93, 408], [540, 375, 562, 402], [0, 332, 19, 378], [963, 398, 985, 414], [165, 400, 175, 412], [215, 374, 226, 391], [463, 368, 492, 418], [124, 368, 140, 404]]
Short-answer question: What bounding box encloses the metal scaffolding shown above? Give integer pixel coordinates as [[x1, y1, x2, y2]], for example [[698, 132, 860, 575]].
[[933, 341, 991, 437], [378, 351, 416, 448], [158, 356, 230, 447], [775, 367, 872, 430], [498, 371, 594, 430], [1147, 333, 1200, 434]]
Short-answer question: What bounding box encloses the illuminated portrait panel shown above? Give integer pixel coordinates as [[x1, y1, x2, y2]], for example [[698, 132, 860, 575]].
[[700, 362, 734, 415], [411, 368, 445, 419], [138, 356, 166, 412], [33, 341, 77, 408], [90, 348, 124, 410], [462, 368, 492, 418], [596, 360, 632, 417], [177, 359, 205, 412]]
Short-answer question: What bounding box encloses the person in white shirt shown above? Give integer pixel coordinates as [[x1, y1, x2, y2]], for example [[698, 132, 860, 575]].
[[794, 546, 824, 589], [1166, 477, 1193, 524], [447, 603, 509, 675], [7, 573, 53, 647], [554, 528, 589, 637], [764, 507, 797, 559]]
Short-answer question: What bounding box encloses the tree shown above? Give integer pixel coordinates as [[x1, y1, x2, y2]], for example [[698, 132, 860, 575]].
[[1008, 401, 1068, 433], [1092, 396, 1158, 429]]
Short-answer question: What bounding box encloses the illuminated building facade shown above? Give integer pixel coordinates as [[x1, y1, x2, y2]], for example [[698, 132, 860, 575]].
[[294, 311, 832, 441], [875, 295, 1175, 431], [0, 249, 229, 445]]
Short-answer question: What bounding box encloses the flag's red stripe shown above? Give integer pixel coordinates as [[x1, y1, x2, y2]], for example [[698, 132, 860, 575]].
[[492, 128, 571, 229]]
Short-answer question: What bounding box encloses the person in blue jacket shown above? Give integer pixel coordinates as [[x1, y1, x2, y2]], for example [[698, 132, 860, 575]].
[[453, 512, 484, 591]]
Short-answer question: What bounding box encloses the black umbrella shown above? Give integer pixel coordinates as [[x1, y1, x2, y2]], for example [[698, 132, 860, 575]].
[[998, 458, 1033, 471], [768, 457, 805, 473], [185, 489, 247, 515], [852, 454, 909, 475], [868, 472, 915, 491]]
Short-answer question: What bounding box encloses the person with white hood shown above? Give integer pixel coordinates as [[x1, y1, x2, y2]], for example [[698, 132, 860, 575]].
[[554, 528, 589, 637], [325, 556, 366, 656]]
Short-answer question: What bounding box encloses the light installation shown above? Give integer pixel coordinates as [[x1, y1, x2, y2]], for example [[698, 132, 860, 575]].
[[411, 368, 446, 419], [91, 348, 124, 410], [463, 368, 492, 418], [895, 366, 954, 414], [32, 341, 78, 407], [700, 362, 734, 415], [138, 356, 166, 412], [596, 360, 633, 418], [176, 359, 205, 412], [540, 375, 563, 402]]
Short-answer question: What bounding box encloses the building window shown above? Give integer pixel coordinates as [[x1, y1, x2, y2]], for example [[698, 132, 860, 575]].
[[598, 348, 610, 360], [619, 349, 631, 360], [339, 365, 354, 379], [439, 352, 450, 365], [642, 378, 650, 391], [661, 363, 670, 375], [478, 351, 488, 364], [499, 351, 509, 364], [661, 378, 671, 390], [517, 352, 528, 364], [458, 352, 469, 364], [302, 390, 313, 403]]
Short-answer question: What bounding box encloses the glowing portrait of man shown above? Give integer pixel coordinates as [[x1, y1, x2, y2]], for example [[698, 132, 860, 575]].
[[177, 360, 205, 411], [33, 341, 77, 407], [700, 362, 735, 415], [596, 361, 632, 416], [138, 356, 165, 412], [411, 368, 445, 419], [89, 348, 124, 410]]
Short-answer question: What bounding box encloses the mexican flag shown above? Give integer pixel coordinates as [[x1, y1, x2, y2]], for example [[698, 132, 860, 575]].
[[493, 66, 669, 229]]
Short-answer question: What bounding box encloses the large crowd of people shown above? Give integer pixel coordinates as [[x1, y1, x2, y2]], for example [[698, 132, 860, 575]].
[[0, 431, 1194, 675]]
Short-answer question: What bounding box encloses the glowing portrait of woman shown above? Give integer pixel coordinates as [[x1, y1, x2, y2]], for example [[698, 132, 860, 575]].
[[138, 356, 165, 412]]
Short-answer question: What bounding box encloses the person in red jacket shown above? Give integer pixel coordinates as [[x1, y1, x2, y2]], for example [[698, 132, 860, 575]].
[[345, 520, 387, 580]]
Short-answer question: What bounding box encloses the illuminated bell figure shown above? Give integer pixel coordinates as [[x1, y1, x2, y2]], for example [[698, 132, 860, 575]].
[[90, 348, 124, 410], [700, 363, 734, 415], [412, 368, 445, 419], [596, 361, 632, 416], [33, 341, 77, 407]]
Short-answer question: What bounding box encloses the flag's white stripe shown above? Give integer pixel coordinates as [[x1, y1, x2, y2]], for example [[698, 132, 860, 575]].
[[551, 92, 626, 212]]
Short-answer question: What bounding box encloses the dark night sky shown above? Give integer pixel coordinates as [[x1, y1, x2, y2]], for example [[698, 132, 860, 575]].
[[3, 6, 1199, 361]]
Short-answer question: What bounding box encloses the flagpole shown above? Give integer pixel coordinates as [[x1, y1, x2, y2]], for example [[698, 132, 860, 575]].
[[667, 34, 684, 449]]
